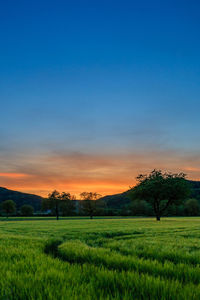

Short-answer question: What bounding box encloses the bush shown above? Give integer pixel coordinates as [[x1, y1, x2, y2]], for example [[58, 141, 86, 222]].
[[1, 200, 16, 218], [130, 200, 152, 216], [20, 205, 34, 216], [184, 198, 200, 216]]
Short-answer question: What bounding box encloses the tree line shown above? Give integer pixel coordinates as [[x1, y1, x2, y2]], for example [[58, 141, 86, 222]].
[[0, 201, 34, 218], [1, 170, 200, 220]]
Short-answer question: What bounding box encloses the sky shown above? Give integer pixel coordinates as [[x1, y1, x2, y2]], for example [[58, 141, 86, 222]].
[[0, 0, 200, 197]]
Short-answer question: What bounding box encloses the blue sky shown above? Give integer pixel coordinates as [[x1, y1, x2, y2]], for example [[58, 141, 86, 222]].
[[0, 0, 200, 195]]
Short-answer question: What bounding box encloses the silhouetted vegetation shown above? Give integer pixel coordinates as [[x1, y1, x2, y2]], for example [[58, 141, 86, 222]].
[[79, 192, 102, 219], [184, 198, 200, 216], [1, 200, 16, 218], [42, 190, 76, 220], [20, 204, 34, 216], [0, 187, 41, 211], [2, 170, 200, 218], [129, 170, 191, 220]]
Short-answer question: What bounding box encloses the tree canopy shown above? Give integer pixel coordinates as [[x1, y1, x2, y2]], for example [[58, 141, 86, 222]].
[[42, 190, 76, 220], [79, 192, 102, 219], [20, 204, 34, 216], [129, 169, 191, 220], [1, 200, 16, 218]]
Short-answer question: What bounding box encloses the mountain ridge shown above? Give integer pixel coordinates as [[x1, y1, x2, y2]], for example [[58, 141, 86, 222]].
[[0, 187, 42, 211], [0, 179, 200, 211]]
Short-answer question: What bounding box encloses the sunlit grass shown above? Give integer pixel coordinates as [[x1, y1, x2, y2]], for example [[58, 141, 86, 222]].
[[0, 217, 200, 299]]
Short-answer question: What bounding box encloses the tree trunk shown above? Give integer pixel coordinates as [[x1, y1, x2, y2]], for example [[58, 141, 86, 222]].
[[156, 215, 160, 221], [56, 202, 59, 220]]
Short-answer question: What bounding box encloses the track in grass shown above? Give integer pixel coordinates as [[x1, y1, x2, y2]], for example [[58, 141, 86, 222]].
[[0, 217, 200, 299]]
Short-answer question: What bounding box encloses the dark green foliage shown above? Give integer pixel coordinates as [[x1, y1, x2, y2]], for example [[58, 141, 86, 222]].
[[42, 190, 76, 219], [129, 170, 191, 220], [95, 199, 107, 215], [188, 180, 200, 201], [100, 191, 130, 209], [1, 200, 16, 218], [79, 200, 96, 219], [79, 192, 103, 219], [42, 190, 60, 220], [0, 187, 41, 211], [99, 180, 200, 216], [176, 205, 185, 216], [60, 199, 76, 216], [1, 179, 200, 217], [44, 238, 63, 256], [184, 199, 200, 216], [130, 200, 153, 216], [20, 204, 34, 216]]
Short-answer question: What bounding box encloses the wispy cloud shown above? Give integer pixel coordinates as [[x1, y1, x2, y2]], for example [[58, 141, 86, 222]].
[[0, 173, 29, 178], [0, 148, 200, 196]]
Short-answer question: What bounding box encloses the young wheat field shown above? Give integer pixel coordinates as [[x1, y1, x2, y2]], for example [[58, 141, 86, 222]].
[[0, 217, 200, 299]]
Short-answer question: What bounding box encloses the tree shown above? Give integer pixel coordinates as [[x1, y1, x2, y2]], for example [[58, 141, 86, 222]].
[[42, 190, 60, 220], [42, 190, 76, 220], [79, 192, 101, 219], [59, 192, 76, 216], [130, 200, 152, 216], [129, 169, 190, 221], [20, 204, 34, 216], [184, 198, 200, 216], [1, 200, 16, 218], [95, 199, 107, 216]]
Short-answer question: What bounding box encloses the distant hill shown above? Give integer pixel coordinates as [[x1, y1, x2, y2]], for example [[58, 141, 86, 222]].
[[0, 180, 200, 213], [99, 191, 130, 209], [0, 187, 42, 211], [99, 180, 200, 210], [189, 180, 200, 200]]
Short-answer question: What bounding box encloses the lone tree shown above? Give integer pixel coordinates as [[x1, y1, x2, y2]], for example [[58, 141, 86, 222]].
[[59, 192, 76, 216], [129, 169, 190, 221], [79, 192, 101, 219], [42, 190, 60, 220], [20, 204, 34, 216], [42, 190, 76, 220], [1, 200, 16, 219]]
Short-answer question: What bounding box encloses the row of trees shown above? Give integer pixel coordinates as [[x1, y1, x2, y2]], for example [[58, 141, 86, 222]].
[[42, 170, 199, 221], [41, 191, 105, 220], [2, 170, 200, 220], [1, 195, 200, 219], [0, 200, 34, 218], [43, 191, 200, 220], [126, 198, 200, 217]]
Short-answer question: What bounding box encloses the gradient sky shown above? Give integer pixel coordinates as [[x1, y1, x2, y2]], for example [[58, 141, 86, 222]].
[[1, 0, 200, 197]]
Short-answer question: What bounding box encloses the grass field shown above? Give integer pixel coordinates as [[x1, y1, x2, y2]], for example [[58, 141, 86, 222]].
[[0, 217, 200, 299]]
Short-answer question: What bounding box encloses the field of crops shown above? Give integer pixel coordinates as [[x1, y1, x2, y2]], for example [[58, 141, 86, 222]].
[[0, 217, 200, 299]]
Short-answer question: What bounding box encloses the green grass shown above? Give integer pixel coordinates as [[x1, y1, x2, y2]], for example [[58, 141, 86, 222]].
[[0, 217, 200, 299]]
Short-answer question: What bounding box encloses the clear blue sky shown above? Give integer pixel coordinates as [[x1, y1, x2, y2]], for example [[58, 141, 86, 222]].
[[0, 0, 200, 195]]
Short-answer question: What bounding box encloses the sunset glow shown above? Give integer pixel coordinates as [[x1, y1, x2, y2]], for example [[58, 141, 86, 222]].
[[0, 173, 29, 179], [1, 1, 200, 198], [1, 150, 200, 197]]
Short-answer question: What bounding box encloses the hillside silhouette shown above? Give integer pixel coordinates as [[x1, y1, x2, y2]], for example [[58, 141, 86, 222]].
[[0, 180, 200, 212]]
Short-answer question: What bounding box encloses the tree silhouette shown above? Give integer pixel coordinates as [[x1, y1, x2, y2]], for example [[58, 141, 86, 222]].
[[2, 200, 16, 219], [129, 169, 190, 220], [79, 192, 101, 219]]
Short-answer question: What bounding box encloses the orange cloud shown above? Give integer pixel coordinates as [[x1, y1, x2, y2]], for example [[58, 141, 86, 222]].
[[1, 149, 200, 197], [0, 173, 29, 178], [183, 167, 200, 172]]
